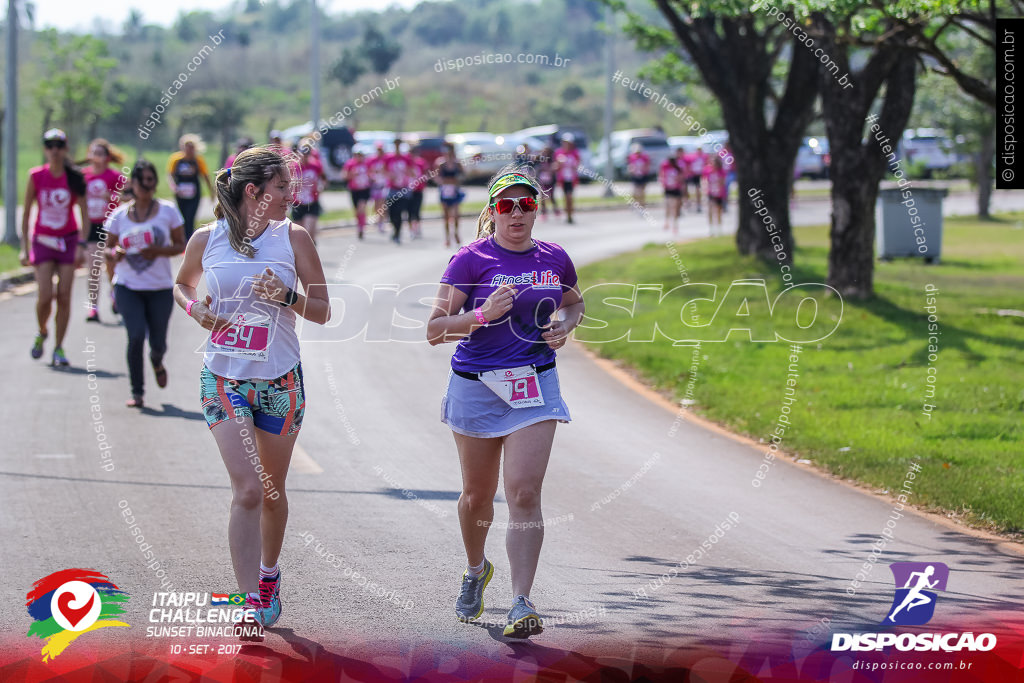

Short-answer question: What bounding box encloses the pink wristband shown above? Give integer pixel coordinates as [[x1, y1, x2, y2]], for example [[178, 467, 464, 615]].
[[473, 307, 488, 325], [185, 299, 199, 316]]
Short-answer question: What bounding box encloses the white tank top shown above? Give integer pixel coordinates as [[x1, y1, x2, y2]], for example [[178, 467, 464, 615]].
[[202, 218, 301, 380]]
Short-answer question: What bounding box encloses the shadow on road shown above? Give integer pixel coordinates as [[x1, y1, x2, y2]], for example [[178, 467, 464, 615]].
[[145, 402, 206, 421], [379, 487, 461, 502], [48, 365, 122, 378], [584, 536, 1024, 648]]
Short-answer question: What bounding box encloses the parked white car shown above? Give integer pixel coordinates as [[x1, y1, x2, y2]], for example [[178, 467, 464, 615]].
[[668, 134, 727, 155], [352, 130, 398, 156], [512, 124, 593, 178], [901, 128, 958, 172], [447, 132, 520, 183], [592, 128, 671, 180]]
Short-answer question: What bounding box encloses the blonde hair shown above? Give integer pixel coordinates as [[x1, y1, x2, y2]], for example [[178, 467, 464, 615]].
[[179, 133, 206, 153], [476, 207, 496, 239], [213, 146, 293, 257], [476, 163, 541, 239]]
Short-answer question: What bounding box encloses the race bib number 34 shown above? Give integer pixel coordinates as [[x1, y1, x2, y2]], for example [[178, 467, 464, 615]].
[[210, 316, 270, 361], [479, 365, 545, 408]]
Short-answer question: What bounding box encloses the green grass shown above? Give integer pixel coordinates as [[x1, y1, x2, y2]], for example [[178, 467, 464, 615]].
[[576, 212, 1024, 537], [0, 242, 21, 273]]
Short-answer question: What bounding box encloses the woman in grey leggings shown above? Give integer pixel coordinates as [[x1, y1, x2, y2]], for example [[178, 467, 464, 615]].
[[104, 160, 186, 408]]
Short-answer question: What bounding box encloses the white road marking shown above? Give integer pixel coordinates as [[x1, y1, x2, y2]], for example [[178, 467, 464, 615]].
[[34, 453, 75, 459], [291, 442, 323, 474]]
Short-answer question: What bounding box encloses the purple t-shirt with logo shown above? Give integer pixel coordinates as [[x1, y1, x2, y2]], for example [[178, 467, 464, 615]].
[[441, 236, 578, 373]]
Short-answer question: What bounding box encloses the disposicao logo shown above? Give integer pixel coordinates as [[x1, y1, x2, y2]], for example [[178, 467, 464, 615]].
[[831, 561, 996, 653], [26, 569, 130, 661], [885, 562, 948, 626]]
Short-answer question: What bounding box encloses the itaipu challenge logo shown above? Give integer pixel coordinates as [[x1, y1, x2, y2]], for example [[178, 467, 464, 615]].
[[26, 569, 130, 661]]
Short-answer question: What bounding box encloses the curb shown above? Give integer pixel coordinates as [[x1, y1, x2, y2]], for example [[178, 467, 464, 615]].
[[0, 267, 34, 292], [581, 346, 1024, 555]]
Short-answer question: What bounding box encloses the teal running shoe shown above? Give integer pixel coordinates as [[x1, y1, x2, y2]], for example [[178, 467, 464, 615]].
[[237, 595, 266, 642], [258, 570, 282, 627]]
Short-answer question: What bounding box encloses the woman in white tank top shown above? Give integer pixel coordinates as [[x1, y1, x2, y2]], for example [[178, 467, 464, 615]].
[[173, 147, 330, 633]]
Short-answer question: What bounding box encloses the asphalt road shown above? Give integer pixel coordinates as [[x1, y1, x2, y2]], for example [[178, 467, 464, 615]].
[[2, 190, 1023, 676]]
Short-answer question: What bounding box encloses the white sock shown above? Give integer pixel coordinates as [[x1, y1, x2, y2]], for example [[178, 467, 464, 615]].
[[467, 559, 486, 577], [260, 562, 278, 579]]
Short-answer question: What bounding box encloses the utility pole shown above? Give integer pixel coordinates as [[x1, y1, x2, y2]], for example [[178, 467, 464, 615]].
[[602, 5, 615, 198], [4, 0, 19, 245], [310, 0, 320, 133]]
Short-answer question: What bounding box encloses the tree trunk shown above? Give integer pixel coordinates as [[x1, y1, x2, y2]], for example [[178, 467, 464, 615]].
[[649, 7, 819, 261], [813, 14, 917, 299], [0, 109, 4, 183], [825, 155, 881, 298], [733, 140, 795, 262], [976, 120, 994, 219]]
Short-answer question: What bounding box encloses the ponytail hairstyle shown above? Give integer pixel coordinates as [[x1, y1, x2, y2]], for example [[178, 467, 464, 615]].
[[63, 159, 86, 197], [213, 146, 293, 258], [80, 138, 125, 166], [476, 162, 541, 239]]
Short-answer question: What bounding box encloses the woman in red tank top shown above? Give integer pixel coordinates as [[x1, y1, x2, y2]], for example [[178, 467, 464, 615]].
[[20, 129, 89, 367]]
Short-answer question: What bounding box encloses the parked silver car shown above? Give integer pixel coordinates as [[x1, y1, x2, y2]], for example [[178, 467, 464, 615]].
[[900, 128, 958, 172], [592, 128, 671, 180], [512, 124, 593, 178], [352, 130, 398, 156], [447, 132, 521, 183]]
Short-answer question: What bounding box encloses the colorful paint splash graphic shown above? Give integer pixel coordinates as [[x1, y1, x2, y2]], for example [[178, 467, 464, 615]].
[[25, 568, 131, 661]]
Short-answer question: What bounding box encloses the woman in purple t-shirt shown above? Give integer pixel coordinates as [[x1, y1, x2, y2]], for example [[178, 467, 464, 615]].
[[427, 166, 586, 639]]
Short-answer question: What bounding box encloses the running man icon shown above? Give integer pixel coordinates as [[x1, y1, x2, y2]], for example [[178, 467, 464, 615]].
[[885, 562, 949, 626]]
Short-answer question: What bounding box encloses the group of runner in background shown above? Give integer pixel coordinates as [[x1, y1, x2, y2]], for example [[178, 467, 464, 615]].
[[340, 138, 464, 245], [18, 127, 735, 383], [526, 134, 582, 225], [626, 143, 734, 236]]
